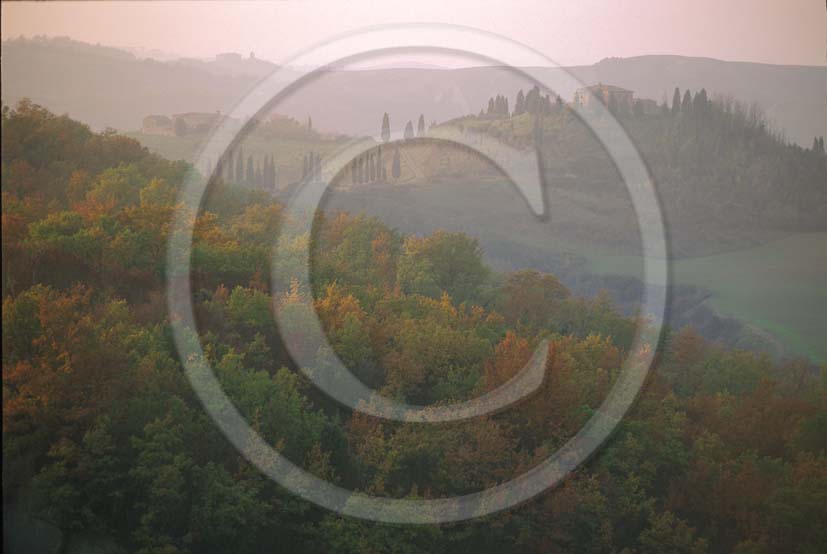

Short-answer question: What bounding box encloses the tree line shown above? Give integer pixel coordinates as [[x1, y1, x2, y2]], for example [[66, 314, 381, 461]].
[[212, 145, 278, 190]]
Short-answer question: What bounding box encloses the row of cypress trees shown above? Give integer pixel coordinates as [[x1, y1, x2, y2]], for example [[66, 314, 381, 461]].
[[214, 146, 277, 189], [382, 113, 427, 142]]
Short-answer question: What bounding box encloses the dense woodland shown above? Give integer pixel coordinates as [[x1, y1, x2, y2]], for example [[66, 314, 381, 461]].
[[3, 102, 827, 553]]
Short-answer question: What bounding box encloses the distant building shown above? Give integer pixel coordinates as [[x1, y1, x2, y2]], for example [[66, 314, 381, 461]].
[[172, 112, 223, 134], [636, 98, 661, 115], [573, 83, 635, 112], [141, 112, 224, 136], [141, 115, 174, 136]]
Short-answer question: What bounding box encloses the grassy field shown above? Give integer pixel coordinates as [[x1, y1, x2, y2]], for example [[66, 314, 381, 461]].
[[587, 232, 827, 363]]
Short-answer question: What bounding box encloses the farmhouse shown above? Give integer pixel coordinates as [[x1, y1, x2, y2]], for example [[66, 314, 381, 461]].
[[573, 83, 635, 112], [636, 98, 661, 115], [141, 112, 224, 136], [141, 115, 174, 136]]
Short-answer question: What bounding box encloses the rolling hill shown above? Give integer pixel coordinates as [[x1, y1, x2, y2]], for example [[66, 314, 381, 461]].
[[2, 37, 825, 145]]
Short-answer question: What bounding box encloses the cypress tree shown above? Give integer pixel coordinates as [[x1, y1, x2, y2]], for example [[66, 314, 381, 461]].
[[671, 87, 681, 115], [246, 155, 254, 184], [514, 89, 525, 115], [694, 88, 709, 115], [236, 147, 244, 182], [681, 89, 693, 113], [417, 114, 425, 137], [381, 113, 390, 143], [525, 86, 541, 114], [392, 147, 401, 179], [533, 114, 544, 145], [404, 120, 414, 140]]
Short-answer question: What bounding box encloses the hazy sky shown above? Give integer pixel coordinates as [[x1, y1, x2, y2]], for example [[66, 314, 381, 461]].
[[2, 0, 825, 67]]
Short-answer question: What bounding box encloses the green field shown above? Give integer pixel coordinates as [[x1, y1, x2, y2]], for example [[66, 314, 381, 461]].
[[587, 232, 827, 363]]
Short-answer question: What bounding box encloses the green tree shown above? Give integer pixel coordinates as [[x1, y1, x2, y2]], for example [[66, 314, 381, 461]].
[[189, 462, 269, 554], [86, 163, 145, 209], [639, 511, 708, 554], [396, 231, 488, 304]]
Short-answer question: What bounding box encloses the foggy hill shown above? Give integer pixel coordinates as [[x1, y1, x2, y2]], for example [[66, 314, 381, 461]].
[[1, 37, 295, 131], [2, 37, 824, 145]]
